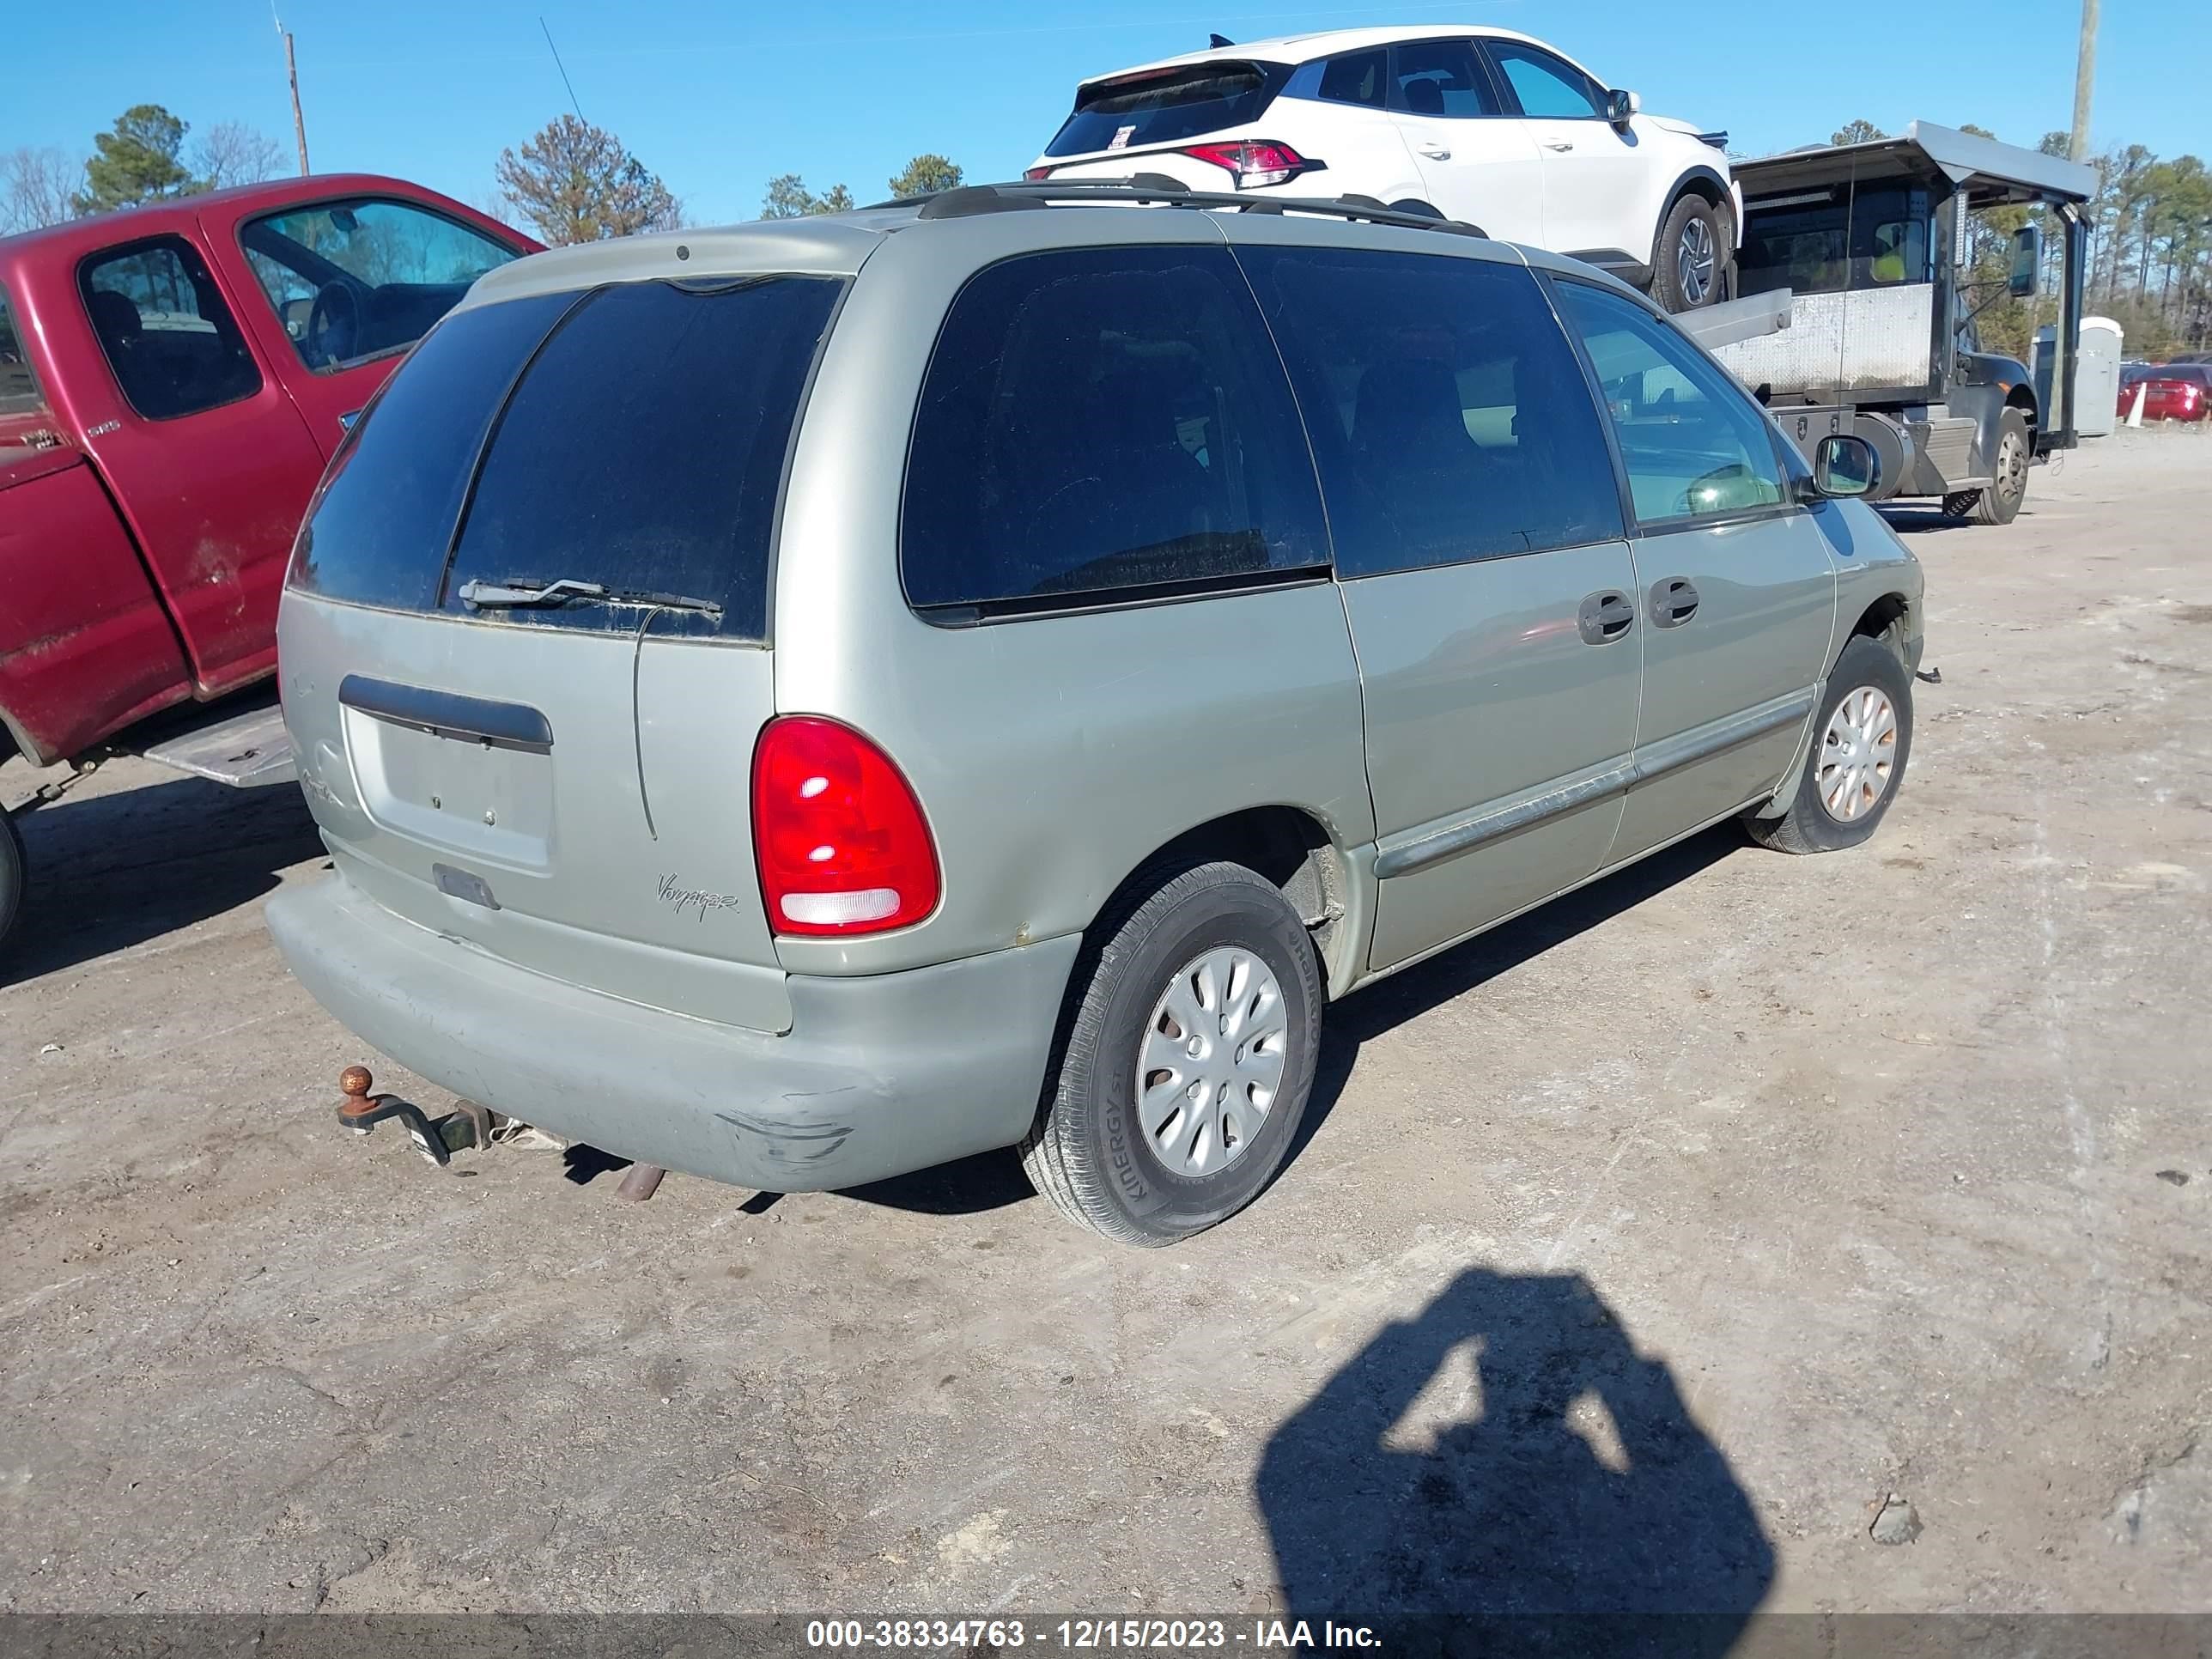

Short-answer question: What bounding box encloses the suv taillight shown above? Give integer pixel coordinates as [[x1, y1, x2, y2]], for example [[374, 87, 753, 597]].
[[752, 717, 940, 935], [1182, 140, 1310, 188]]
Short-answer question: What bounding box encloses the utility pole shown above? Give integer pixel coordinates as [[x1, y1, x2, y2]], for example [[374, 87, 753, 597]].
[[2069, 0, 2097, 162], [284, 32, 311, 175]]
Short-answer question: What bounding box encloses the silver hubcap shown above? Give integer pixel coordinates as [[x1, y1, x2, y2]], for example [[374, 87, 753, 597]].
[[1998, 432, 2027, 498], [1677, 216, 1716, 305], [1816, 686, 1899, 823], [1135, 946, 1288, 1177]]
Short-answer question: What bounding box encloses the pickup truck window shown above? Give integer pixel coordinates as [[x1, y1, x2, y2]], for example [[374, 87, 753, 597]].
[[0, 284, 43, 417], [81, 237, 263, 421], [240, 198, 522, 374]]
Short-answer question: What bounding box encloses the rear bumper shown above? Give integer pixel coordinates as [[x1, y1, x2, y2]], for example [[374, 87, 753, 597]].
[[266, 873, 1081, 1192]]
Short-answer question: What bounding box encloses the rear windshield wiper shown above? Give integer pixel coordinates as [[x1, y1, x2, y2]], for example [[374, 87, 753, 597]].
[[456, 577, 723, 618]]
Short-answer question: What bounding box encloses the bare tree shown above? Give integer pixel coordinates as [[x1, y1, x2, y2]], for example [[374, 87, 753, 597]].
[[495, 114, 682, 246], [192, 123, 286, 191], [3, 146, 86, 234]]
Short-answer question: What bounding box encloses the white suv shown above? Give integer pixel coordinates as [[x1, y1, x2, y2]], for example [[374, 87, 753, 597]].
[[1027, 27, 1742, 311]]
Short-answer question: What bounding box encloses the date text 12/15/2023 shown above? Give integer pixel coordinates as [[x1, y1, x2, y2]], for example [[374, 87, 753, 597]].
[[805, 1620, 1383, 1650]]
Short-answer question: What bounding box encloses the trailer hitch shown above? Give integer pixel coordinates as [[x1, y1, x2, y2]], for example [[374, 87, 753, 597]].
[[337, 1066, 493, 1169]]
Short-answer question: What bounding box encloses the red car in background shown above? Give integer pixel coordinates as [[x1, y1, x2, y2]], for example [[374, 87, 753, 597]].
[[0, 175, 539, 948], [2118, 364, 2209, 422]]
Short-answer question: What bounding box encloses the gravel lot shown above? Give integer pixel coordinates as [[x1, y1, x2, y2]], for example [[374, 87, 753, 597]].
[[3, 430, 2207, 1621]]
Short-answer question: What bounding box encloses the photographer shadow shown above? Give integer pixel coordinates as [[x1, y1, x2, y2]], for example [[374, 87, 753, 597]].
[[1258, 1268, 1772, 1655]]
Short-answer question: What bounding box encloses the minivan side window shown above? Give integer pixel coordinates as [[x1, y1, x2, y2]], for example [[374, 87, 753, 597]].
[[80, 237, 262, 420], [1234, 246, 1624, 577], [901, 246, 1330, 614], [1551, 279, 1788, 526], [1389, 40, 1504, 118], [1486, 42, 1607, 120]]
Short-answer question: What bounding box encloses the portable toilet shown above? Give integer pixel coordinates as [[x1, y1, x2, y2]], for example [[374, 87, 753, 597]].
[[2043, 316, 2123, 437]]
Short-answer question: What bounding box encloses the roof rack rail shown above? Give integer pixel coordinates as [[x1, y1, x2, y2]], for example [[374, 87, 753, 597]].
[[909, 179, 1488, 238]]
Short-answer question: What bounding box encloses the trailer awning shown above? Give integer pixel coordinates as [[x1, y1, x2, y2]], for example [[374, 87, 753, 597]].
[[1735, 121, 2097, 210]]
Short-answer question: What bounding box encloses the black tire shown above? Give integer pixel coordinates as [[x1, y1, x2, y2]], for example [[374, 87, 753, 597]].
[[1745, 635, 1914, 854], [1648, 194, 1725, 313], [1020, 860, 1322, 1246], [0, 808, 24, 956], [1959, 408, 2032, 526]]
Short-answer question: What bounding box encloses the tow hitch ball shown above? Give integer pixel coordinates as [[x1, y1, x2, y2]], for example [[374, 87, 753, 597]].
[[337, 1066, 492, 1169]]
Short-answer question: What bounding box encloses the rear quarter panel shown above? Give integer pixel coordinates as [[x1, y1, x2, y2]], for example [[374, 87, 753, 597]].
[[767, 210, 1377, 976]]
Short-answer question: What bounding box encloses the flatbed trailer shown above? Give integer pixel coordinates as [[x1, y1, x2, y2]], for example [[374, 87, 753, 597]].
[[1712, 122, 2096, 526]]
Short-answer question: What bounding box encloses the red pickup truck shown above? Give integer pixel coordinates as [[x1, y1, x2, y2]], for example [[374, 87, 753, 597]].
[[0, 175, 538, 948]]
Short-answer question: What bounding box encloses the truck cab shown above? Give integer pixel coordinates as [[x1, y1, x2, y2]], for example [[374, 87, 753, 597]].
[[1711, 123, 2094, 526], [1, 176, 536, 950]]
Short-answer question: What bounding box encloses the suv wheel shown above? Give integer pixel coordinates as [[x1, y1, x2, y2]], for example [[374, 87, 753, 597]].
[[1943, 409, 2031, 525], [1021, 860, 1322, 1246], [1650, 195, 1725, 313], [0, 808, 24, 955], [1745, 635, 1914, 854]]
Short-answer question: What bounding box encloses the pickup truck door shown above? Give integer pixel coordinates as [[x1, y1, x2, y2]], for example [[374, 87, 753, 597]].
[[215, 194, 532, 458], [72, 232, 325, 692]]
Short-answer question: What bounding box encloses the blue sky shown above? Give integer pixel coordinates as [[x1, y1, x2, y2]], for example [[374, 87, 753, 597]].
[[11, 0, 2207, 228]]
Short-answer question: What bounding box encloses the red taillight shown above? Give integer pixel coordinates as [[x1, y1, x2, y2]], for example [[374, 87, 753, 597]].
[[751, 717, 939, 936], [1182, 140, 1310, 189], [1024, 165, 1053, 180]]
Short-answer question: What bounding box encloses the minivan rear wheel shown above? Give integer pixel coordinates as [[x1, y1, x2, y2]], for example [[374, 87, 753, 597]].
[[1021, 861, 1321, 1246]]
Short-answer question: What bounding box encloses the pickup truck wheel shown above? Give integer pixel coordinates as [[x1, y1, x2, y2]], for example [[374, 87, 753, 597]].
[[1020, 861, 1321, 1247], [0, 808, 24, 954], [1958, 410, 2032, 526], [1746, 635, 1914, 854], [1650, 195, 1724, 312]]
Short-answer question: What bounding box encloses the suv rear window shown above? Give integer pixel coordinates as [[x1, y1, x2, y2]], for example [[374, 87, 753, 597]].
[[1044, 63, 1286, 157], [901, 246, 1329, 616], [290, 276, 842, 641]]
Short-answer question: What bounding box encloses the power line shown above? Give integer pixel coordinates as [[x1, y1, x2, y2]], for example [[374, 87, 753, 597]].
[[541, 16, 586, 122]]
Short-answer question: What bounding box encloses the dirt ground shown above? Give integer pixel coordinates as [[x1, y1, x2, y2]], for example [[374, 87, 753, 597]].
[[2, 430, 2207, 1623]]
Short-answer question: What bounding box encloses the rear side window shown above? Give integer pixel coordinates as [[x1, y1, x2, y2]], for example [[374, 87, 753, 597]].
[[240, 197, 522, 372], [1390, 40, 1504, 119], [1044, 64, 1285, 157], [1284, 50, 1389, 109], [902, 246, 1329, 615], [444, 276, 842, 641], [0, 285, 42, 418], [289, 290, 576, 610], [80, 236, 261, 420], [1235, 246, 1623, 577]]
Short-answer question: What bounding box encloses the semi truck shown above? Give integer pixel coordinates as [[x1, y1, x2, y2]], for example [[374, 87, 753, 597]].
[[1711, 122, 2096, 526]]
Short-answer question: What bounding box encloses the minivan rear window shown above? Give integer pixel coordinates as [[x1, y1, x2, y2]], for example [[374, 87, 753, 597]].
[[289, 276, 842, 641], [289, 289, 577, 610], [443, 276, 842, 641], [1043, 63, 1287, 157]]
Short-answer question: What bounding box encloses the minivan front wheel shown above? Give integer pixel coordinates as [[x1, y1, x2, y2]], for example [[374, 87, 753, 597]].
[[1021, 861, 1321, 1246], [1745, 635, 1914, 854]]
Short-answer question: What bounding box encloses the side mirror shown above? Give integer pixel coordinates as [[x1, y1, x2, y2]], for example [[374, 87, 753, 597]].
[[1607, 88, 1639, 126], [2008, 224, 2043, 298], [1811, 433, 1880, 499]]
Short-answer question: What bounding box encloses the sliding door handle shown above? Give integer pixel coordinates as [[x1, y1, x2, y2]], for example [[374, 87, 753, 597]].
[[1577, 590, 1636, 645], [1649, 577, 1700, 628]]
